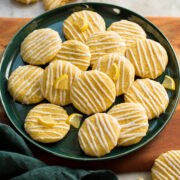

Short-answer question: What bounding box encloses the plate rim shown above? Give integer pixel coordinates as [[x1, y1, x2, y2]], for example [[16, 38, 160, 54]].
[[0, 2, 180, 161]]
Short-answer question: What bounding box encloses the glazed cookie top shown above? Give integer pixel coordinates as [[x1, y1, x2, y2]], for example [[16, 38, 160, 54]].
[[92, 54, 135, 96], [78, 113, 120, 157], [25, 103, 70, 143], [151, 150, 180, 180], [107, 20, 146, 47], [55, 40, 91, 71], [40, 60, 82, 106], [21, 28, 62, 65], [124, 79, 169, 120], [70, 70, 116, 115], [8, 65, 44, 105], [43, 0, 74, 10], [125, 39, 168, 79], [63, 10, 106, 43], [108, 103, 149, 146], [86, 31, 126, 65]]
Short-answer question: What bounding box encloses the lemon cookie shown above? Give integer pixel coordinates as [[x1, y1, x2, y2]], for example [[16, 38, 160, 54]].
[[55, 40, 91, 71], [86, 31, 126, 65], [21, 28, 62, 65], [43, 0, 74, 10], [16, 0, 37, 4], [8, 65, 44, 104], [124, 79, 169, 120], [107, 20, 146, 47], [40, 60, 81, 106], [92, 54, 135, 96], [63, 10, 106, 43], [25, 103, 70, 143], [108, 103, 148, 146], [78, 113, 120, 157], [70, 70, 116, 115], [125, 39, 168, 79], [151, 150, 180, 180]]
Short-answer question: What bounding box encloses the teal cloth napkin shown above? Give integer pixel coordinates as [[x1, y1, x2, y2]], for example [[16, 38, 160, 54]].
[[0, 123, 118, 180]]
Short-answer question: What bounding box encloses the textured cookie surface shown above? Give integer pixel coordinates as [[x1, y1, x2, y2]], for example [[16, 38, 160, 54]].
[[86, 31, 126, 65], [43, 0, 74, 10], [92, 54, 135, 96], [16, 0, 37, 4], [70, 70, 116, 115], [25, 103, 70, 143], [63, 10, 106, 43], [8, 65, 44, 104], [107, 20, 146, 47], [55, 40, 91, 71], [151, 150, 180, 180], [40, 60, 81, 106], [78, 113, 120, 157], [108, 103, 148, 146], [21, 28, 62, 65], [126, 39, 168, 79], [124, 79, 169, 120]]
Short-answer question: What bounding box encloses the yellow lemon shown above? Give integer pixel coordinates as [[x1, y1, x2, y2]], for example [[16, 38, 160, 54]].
[[38, 116, 56, 127], [54, 75, 69, 90], [162, 75, 175, 90], [107, 63, 120, 81], [67, 113, 83, 128], [74, 17, 89, 31]]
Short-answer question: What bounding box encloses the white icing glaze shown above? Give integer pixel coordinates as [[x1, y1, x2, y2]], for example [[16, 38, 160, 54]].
[[8, 65, 43, 104], [126, 39, 167, 78], [78, 113, 119, 156], [108, 103, 148, 146]]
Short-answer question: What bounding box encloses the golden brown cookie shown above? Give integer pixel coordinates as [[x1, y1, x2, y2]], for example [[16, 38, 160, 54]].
[[21, 28, 62, 65], [40, 60, 81, 106], [70, 70, 116, 115], [125, 39, 168, 79], [63, 10, 106, 43], [92, 54, 135, 96], [151, 150, 180, 180], [124, 79, 169, 120], [55, 40, 91, 71], [86, 31, 126, 65], [108, 103, 149, 146], [78, 113, 120, 157], [16, 0, 37, 4], [107, 20, 146, 47], [43, 0, 74, 11], [25, 103, 70, 143], [8, 65, 44, 104]]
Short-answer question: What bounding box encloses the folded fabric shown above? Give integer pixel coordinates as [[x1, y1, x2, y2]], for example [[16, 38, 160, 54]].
[[0, 123, 118, 180]]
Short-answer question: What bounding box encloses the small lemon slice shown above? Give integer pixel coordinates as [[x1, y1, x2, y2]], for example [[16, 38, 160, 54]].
[[38, 116, 56, 127], [74, 16, 89, 31], [67, 113, 83, 128], [107, 63, 120, 81], [162, 75, 175, 90], [54, 75, 69, 90]]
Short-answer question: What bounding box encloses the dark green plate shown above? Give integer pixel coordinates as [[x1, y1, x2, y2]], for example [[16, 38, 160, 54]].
[[0, 2, 180, 161]]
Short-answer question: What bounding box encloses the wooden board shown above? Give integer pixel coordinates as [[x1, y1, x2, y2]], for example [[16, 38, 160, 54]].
[[0, 17, 180, 173]]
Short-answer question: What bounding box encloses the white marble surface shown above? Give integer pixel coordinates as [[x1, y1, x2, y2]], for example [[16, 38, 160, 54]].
[[0, 0, 179, 180], [0, 0, 180, 17]]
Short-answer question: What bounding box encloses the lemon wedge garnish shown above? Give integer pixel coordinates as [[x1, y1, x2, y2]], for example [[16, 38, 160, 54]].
[[67, 113, 83, 128], [74, 16, 89, 32], [162, 75, 175, 90], [107, 63, 120, 81], [38, 116, 56, 127], [54, 75, 69, 90]]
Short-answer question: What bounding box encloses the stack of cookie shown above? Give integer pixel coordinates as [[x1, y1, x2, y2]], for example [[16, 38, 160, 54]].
[[8, 10, 170, 158]]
